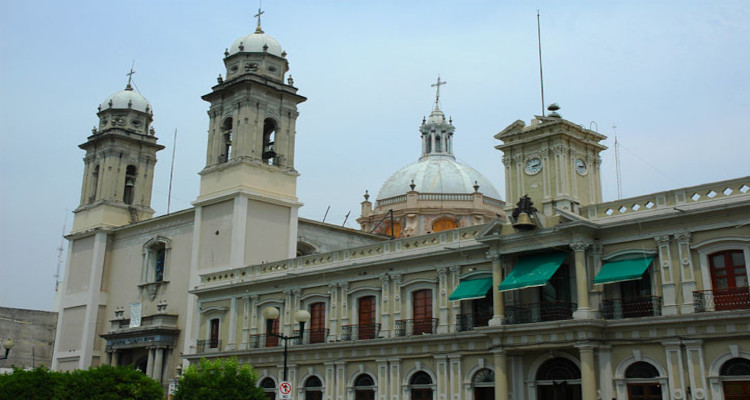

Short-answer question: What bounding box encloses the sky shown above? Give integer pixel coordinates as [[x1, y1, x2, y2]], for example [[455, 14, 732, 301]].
[[1, 1, 749, 311]]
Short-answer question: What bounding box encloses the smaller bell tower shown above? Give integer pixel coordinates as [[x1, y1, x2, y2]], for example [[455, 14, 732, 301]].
[[72, 79, 164, 233]]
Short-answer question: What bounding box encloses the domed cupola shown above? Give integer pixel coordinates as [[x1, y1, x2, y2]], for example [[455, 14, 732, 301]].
[[96, 80, 154, 136], [221, 10, 289, 83], [358, 77, 505, 238]]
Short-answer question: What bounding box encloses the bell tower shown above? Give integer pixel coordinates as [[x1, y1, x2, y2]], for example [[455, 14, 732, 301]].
[[72, 78, 164, 233], [495, 105, 607, 216]]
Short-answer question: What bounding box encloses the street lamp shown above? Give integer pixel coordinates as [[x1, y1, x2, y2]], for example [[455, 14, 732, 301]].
[[262, 307, 310, 381], [1, 338, 13, 360]]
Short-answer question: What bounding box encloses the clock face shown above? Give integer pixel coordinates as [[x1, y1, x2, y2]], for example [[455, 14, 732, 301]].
[[525, 157, 542, 175], [575, 158, 587, 175]]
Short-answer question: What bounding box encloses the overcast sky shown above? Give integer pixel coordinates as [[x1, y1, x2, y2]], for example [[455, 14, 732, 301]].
[[1, 1, 749, 311]]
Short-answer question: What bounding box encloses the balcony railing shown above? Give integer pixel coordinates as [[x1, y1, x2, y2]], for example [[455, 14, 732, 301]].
[[601, 296, 662, 319], [395, 318, 438, 336], [456, 312, 492, 331], [196, 339, 221, 352], [694, 287, 750, 312], [293, 328, 330, 344], [504, 301, 576, 325], [341, 323, 381, 341]]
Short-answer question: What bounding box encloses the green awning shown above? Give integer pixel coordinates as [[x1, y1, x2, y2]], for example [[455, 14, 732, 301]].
[[593, 256, 654, 285], [449, 277, 493, 301], [497, 252, 568, 292]]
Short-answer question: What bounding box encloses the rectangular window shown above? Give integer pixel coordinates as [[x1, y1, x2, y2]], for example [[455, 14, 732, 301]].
[[210, 319, 219, 348], [309, 302, 326, 344], [412, 289, 433, 334], [358, 296, 376, 339]]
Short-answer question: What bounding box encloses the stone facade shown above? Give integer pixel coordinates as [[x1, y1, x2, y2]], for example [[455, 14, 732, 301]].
[[0, 307, 57, 371]]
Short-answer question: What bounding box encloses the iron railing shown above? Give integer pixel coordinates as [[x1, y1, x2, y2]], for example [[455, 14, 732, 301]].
[[341, 323, 381, 341], [694, 287, 750, 312], [504, 301, 576, 324], [395, 318, 438, 336], [601, 296, 661, 319], [196, 339, 221, 352], [293, 328, 330, 344], [456, 313, 492, 331]]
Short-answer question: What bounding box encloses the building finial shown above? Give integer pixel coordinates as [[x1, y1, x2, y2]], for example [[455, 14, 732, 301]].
[[430, 74, 447, 110], [254, 1, 265, 34], [409, 180, 416, 191], [125, 60, 136, 90]]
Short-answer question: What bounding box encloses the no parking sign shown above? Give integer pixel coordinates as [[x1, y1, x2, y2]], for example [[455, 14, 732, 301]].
[[279, 381, 293, 400]]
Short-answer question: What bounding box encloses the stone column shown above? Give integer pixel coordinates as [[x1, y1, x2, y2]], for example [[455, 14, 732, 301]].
[[227, 296, 238, 350], [153, 346, 164, 383], [571, 241, 593, 319], [488, 251, 505, 326], [146, 347, 155, 378], [493, 349, 509, 400], [577, 343, 597, 400]]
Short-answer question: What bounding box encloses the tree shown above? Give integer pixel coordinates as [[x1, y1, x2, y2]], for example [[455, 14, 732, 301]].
[[173, 357, 266, 400], [0, 365, 162, 400]]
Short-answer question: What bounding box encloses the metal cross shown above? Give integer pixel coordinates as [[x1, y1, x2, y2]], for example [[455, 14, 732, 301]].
[[431, 75, 447, 107], [126, 61, 136, 86], [254, 2, 265, 33]]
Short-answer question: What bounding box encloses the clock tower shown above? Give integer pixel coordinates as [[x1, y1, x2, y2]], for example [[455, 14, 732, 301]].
[[495, 105, 607, 216]]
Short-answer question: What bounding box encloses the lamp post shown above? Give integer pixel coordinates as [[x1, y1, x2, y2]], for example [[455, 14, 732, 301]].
[[1, 338, 13, 360], [262, 307, 310, 382]]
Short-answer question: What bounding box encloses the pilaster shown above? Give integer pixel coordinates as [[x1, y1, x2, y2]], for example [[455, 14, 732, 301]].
[[663, 339, 687, 399], [493, 349, 509, 400], [487, 251, 504, 326], [575, 342, 597, 400], [380, 274, 391, 335], [437, 267, 449, 334], [675, 232, 696, 314], [655, 236, 679, 315]]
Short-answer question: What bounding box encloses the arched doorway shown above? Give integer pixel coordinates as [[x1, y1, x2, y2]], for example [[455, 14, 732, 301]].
[[535, 357, 581, 400], [625, 361, 662, 399], [305, 376, 323, 400], [353, 374, 375, 400], [721, 358, 750, 399], [472, 368, 494, 400], [260, 377, 276, 400], [410, 371, 433, 400]]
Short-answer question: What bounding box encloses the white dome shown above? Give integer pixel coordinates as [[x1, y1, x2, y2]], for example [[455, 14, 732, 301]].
[[377, 156, 501, 200], [100, 86, 151, 113], [229, 33, 283, 57]]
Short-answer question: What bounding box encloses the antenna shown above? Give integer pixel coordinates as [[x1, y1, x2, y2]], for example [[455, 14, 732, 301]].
[[322, 206, 331, 223], [55, 213, 68, 291], [614, 125, 623, 199], [342, 211, 351, 227], [537, 10, 546, 117], [167, 129, 178, 214]]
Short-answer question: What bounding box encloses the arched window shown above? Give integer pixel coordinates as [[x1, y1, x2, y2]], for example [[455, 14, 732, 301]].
[[305, 376, 323, 400], [709, 250, 749, 310], [410, 372, 433, 400], [721, 357, 750, 399], [535, 357, 582, 400], [425, 135, 431, 153], [434, 135, 442, 152], [354, 374, 375, 400], [260, 377, 276, 400], [432, 218, 458, 233], [384, 221, 402, 239], [263, 118, 277, 165], [90, 164, 100, 203], [625, 362, 662, 400], [123, 165, 136, 205], [221, 118, 233, 163], [472, 368, 494, 400], [147, 242, 166, 282]]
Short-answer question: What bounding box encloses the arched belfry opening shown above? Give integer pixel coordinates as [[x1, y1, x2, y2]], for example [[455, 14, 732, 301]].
[[262, 118, 277, 164], [221, 117, 233, 163], [123, 165, 137, 205]]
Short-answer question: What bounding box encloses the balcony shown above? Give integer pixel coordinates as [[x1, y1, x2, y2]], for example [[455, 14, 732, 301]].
[[456, 312, 492, 331], [341, 323, 381, 341], [601, 296, 661, 319], [196, 339, 221, 353], [694, 287, 750, 312], [504, 301, 576, 324], [293, 328, 330, 344], [395, 318, 439, 337]]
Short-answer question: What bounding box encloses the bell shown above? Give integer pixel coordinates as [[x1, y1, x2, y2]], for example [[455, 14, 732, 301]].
[[513, 212, 536, 230]]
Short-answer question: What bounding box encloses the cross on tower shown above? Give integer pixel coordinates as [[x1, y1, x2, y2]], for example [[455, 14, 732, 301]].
[[431, 75, 447, 109], [254, 2, 265, 33], [125, 61, 136, 88]]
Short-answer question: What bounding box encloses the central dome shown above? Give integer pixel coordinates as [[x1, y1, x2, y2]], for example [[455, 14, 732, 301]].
[[377, 156, 501, 200], [229, 32, 283, 57]]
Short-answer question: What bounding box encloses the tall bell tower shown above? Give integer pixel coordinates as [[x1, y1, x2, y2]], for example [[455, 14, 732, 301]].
[[72, 79, 164, 233], [495, 105, 607, 216]]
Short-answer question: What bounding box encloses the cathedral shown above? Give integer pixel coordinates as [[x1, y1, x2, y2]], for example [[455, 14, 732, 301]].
[[52, 15, 750, 400]]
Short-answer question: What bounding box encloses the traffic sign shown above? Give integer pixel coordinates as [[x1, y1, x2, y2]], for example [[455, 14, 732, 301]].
[[279, 381, 293, 399]]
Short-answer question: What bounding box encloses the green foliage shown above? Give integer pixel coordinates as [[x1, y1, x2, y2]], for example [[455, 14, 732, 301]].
[[173, 357, 266, 400], [0, 365, 162, 400]]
